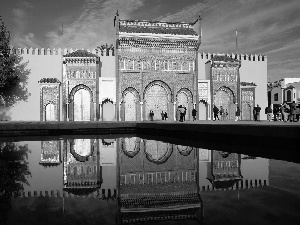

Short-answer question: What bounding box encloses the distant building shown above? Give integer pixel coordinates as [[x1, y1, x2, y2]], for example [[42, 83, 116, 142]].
[[268, 78, 300, 107]]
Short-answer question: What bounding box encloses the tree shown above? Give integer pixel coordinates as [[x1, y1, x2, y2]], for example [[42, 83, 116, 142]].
[[0, 16, 19, 90], [0, 142, 31, 224], [0, 16, 30, 119]]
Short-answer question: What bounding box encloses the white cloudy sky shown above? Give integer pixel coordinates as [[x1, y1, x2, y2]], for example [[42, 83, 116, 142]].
[[1, 0, 299, 81]]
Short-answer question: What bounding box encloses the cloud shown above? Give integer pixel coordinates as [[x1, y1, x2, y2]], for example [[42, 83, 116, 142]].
[[10, 1, 41, 48], [46, 0, 145, 49]]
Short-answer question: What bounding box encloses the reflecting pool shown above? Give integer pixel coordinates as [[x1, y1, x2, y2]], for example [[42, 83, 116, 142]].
[[0, 137, 299, 225]]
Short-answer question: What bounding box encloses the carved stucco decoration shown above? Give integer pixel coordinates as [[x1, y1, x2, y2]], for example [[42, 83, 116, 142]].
[[39, 80, 61, 121]]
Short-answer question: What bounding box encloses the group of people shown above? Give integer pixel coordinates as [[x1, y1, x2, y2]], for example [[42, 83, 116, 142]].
[[160, 111, 168, 120], [149, 101, 300, 122], [213, 105, 229, 121], [149, 105, 198, 122], [267, 101, 300, 122]]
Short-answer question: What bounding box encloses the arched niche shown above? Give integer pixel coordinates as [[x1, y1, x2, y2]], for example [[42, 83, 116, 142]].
[[69, 84, 93, 121], [143, 81, 172, 121], [122, 87, 140, 121], [45, 103, 55, 121]]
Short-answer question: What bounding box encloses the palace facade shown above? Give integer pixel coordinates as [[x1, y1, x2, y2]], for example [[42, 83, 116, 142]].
[[1, 15, 267, 121]]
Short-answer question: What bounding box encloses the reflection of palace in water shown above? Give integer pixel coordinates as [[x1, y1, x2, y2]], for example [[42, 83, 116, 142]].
[[118, 138, 203, 224], [63, 139, 102, 195], [24, 138, 270, 223]]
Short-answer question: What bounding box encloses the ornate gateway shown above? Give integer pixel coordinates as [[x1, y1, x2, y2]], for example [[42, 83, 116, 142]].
[[62, 50, 100, 121], [207, 54, 241, 120], [241, 82, 256, 120], [115, 14, 201, 121], [39, 78, 61, 121]]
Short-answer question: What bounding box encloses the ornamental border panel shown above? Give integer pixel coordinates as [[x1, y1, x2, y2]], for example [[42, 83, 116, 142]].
[[39, 84, 60, 121]]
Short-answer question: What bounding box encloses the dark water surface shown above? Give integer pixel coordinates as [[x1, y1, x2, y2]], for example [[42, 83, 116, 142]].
[[0, 137, 299, 225]]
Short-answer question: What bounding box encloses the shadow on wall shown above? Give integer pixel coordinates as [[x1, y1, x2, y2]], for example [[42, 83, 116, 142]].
[[0, 53, 31, 121]]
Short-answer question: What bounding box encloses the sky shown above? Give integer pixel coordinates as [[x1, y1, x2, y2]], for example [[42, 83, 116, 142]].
[[0, 0, 299, 82]]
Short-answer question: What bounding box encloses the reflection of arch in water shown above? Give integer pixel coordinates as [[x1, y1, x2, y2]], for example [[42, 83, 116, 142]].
[[121, 137, 141, 158], [70, 139, 94, 162], [177, 145, 194, 156], [144, 140, 173, 164]]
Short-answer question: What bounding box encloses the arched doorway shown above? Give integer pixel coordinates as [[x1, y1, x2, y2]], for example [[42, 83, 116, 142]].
[[242, 102, 252, 120], [198, 101, 208, 120], [123, 91, 137, 121], [102, 99, 114, 121], [176, 88, 193, 121], [144, 82, 170, 121], [214, 87, 235, 120], [45, 103, 55, 121], [73, 88, 91, 121]]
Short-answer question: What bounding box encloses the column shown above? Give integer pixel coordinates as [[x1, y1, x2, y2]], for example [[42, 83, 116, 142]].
[[113, 102, 116, 121], [99, 103, 102, 121], [94, 102, 97, 121], [173, 101, 177, 121], [66, 103, 69, 121], [118, 102, 122, 121], [140, 101, 143, 121]]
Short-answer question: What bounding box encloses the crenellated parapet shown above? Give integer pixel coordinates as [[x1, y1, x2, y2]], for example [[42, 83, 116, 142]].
[[10, 47, 267, 61], [14, 188, 116, 199], [10, 47, 115, 57], [200, 178, 268, 191], [200, 52, 267, 62]]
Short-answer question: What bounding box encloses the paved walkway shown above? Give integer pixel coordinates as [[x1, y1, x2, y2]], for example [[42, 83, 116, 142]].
[[1, 120, 299, 162], [0, 119, 299, 138]]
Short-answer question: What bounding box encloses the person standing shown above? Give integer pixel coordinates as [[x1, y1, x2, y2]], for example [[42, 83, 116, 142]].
[[213, 105, 219, 121], [220, 106, 225, 120], [179, 106, 184, 122], [256, 104, 261, 121], [290, 101, 297, 122], [183, 106, 187, 121], [253, 106, 257, 121], [266, 105, 273, 121], [225, 109, 229, 120], [164, 112, 168, 120], [235, 106, 241, 121], [281, 102, 289, 122], [161, 111, 165, 120], [273, 106, 278, 121], [149, 110, 154, 121], [192, 108, 197, 121]]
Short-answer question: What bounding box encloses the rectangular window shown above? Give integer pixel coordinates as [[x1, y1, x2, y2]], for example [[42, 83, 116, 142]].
[[164, 61, 168, 71], [274, 93, 278, 101]]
